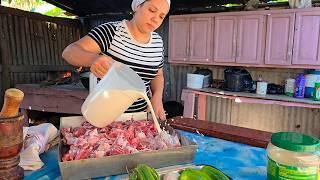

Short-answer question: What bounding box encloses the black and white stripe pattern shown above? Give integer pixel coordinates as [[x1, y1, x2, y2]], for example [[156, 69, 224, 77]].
[[88, 20, 164, 112]]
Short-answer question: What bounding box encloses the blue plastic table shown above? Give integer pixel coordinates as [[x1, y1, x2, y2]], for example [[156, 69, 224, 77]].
[[24, 130, 267, 180]]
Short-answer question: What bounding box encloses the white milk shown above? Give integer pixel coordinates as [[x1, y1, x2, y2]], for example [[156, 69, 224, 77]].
[[82, 90, 161, 133], [140, 92, 162, 134]]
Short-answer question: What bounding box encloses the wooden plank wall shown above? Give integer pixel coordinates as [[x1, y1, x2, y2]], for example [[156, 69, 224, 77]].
[[0, 6, 82, 103]]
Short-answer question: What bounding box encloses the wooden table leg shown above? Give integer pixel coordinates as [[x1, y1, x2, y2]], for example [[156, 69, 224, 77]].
[[181, 89, 195, 118], [197, 94, 206, 120]]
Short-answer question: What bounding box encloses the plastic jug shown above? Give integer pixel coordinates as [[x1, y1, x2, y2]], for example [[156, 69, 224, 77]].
[[81, 61, 147, 128]]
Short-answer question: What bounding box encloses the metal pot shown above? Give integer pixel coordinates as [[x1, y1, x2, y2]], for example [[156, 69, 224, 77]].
[[224, 68, 254, 92]]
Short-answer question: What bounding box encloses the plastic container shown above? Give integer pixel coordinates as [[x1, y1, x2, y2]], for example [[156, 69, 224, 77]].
[[294, 73, 305, 98], [193, 69, 213, 88], [187, 73, 204, 89], [285, 78, 295, 97], [81, 61, 146, 128], [267, 132, 320, 180], [313, 79, 320, 101], [305, 74, 320, 98], [256, 81, 268, 95]]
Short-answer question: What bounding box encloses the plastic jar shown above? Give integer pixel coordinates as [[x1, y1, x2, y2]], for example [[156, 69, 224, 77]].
[[285, 78, 295, 97], [267, 132, 320, 180], [294, 73, 306, 98]]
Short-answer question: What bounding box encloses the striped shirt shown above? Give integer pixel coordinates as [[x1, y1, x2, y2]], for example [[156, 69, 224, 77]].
[[88, 20, 164, 112]]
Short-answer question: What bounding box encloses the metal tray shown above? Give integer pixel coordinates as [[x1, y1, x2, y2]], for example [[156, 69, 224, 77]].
[[58, 113, 197, 180]]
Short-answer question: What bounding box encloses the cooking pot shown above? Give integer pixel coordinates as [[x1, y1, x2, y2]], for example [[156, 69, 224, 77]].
[[224, 68, 254, 92]]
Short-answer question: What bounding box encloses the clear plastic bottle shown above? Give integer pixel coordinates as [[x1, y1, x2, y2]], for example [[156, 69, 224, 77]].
[[267, 132, 320, 180], [294, 73, 305, 98]]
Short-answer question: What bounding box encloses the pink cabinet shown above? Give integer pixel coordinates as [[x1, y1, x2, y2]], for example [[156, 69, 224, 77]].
[[213, 15, 265, 64], [293, 11, 320, 65], [236, 15, 266, 64], [189, 17, 212, 62], [169, 17, 189, 62], [265, 13, 295, 65], [169, 16, 212, 63], [213, 16, 237, 63], [169, 8, 320, 68]]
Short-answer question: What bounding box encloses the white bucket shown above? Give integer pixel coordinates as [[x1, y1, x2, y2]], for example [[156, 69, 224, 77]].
[[187, 73, 204, 89], [256, 81, 268, 95]]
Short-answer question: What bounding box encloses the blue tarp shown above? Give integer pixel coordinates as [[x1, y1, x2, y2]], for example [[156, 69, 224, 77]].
[[24, 130, 267, 180]]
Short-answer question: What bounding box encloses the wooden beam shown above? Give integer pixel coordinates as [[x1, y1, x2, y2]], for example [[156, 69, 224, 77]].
[[169, 117, 272, 148], [9, 65, 76, 72]]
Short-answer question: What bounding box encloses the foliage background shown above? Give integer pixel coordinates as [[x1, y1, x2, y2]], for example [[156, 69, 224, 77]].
[[1, 0, 75, 18]]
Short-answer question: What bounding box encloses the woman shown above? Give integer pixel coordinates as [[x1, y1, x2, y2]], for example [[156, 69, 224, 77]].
[[62, 0, 170, 120]]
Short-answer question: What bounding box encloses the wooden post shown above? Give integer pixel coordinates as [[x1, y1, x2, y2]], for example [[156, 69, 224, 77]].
[[197, 94, 206, 120], [181, 89, 195, 118]]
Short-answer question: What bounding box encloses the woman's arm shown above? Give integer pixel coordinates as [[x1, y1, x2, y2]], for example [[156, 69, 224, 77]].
[[62, 36, 112, 78], [62, 36, 100, 67], [149, 68, 166, 120]]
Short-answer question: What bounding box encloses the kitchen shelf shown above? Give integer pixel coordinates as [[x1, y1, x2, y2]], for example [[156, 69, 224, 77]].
[[181, 88, 320, 120], [193, 87, 320, 108]]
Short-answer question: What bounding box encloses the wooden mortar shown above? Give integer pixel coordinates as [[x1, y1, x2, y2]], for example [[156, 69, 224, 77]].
[[0, 88, 24, 180]]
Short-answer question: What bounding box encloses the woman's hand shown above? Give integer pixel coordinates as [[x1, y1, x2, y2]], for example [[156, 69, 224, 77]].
[[147, 94, 166, 120], [90, 55, 113, 78]]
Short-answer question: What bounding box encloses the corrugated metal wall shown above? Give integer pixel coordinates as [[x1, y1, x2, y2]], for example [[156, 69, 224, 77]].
[[170, 65, 319, 137]]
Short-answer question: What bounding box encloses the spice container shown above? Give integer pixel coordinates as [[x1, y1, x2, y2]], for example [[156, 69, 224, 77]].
[[267, 132, 320, 180], [285, 78, 295, 97], [294, 73, 305, 98]]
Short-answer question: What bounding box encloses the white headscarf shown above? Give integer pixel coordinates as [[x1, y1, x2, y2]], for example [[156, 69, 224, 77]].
[[131, 0, 171, 12]]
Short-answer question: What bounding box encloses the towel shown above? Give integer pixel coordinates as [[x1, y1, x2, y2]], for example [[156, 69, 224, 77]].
[[131, 0, 170, 12], [19, 123, 58, 171]]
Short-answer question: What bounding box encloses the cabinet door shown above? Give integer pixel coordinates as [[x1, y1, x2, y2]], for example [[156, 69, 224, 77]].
[[265, 13, 295, 65], [236, 15, 266, 64], [189, 17, 212, 63], [213, 16, 237, 63], [169, 17, 189, 62], [293, 12, 320, 65]]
